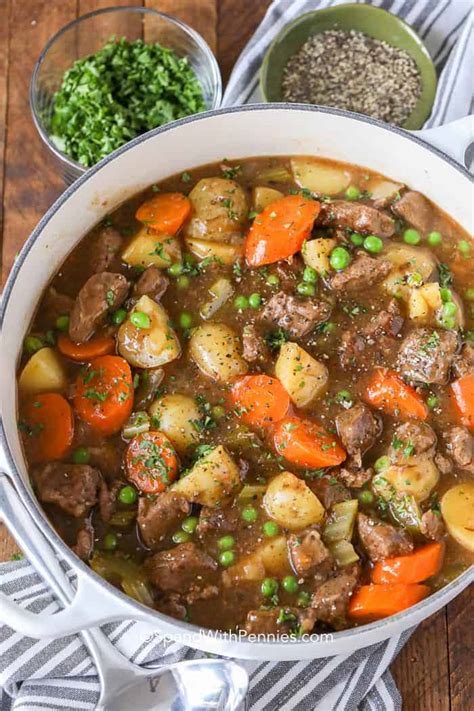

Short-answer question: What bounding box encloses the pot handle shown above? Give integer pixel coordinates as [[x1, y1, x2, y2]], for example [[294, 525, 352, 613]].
[[415, 115, 474, 167], [0, 473, 147, 638]]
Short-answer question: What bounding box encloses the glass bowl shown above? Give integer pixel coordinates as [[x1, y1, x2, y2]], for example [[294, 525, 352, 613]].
[[30, 6, 222, 185]]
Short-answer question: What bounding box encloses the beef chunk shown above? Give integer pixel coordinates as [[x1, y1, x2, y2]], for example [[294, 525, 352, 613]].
[[72, 520, 94, 561], [138, 491, 191, 549], [311, 564, 360, 628], [88, 443, 124, 479], [444, 427, 474, 473], [133, 266, 169, 303], [397, 328, 458, 385], [244, 607, 316, 635], [98, 480, 125, 522], [434, 452, 453, 475], [242, 324, 268, 363], [357, 513, 413, 562], [186, 584, 219, 605], [336, 403, 379, 465], [287, 528, 332, 577], [318, 201, 395, 238], [33, 463, 100, 518], [388, 421, 437, 465], [144, 542, 217, 593], [308, 476, 351, 509], [91, 227, 123, 273], [338, 464, 373, 489], [196, 504, 241, 539], [261, 291, 331, 338], [156, 593, 187, 620], [69, 272, 129, 342], [420, 510, 446, 541], [392, 191, 433, 233], [340, 299, 403, 370], [452, 342, 474, 378], [331, 253, 392, 293]]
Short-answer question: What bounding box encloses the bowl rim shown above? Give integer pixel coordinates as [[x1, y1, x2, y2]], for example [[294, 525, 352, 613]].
[[29, 4, 222, 175], [259, 2, 438, 130], [1, 103, 472, 652]]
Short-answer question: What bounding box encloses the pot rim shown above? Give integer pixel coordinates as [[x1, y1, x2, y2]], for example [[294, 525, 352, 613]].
[[1, 103, 472, 649]]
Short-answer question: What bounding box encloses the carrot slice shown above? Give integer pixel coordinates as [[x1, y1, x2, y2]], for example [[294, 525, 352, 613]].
[[273, 416, 346, 468], [372, 543, 444, 585], [365, 368, 428, 421], [450, 374, 474, 431], [73, 355, 133, 435], [348, 583, 430, 622], [58, 334, 116, 362], [126, 431, 179, 494], [245, 195, 320, 267], [20, 393, 74, 463], [135, 192, 191, 234], [230, 374, 290, 427]]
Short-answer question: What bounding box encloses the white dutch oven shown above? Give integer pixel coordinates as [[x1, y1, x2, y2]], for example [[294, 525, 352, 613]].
[[0, 105, 473, 661]]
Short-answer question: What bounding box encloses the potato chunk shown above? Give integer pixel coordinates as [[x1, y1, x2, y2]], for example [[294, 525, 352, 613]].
[[275, 342, 328, 408], [223, 536, 291, 584], [188, 323, 248, 383], [373, 456, 439, 503], [118, 295, 180, 368], [251, 186, 283, 212], [185, 237, 243, 265], [441, 482, 474, 552], [172, 445, 241, 507], [122, 227, 181, 269], [19, 347, 67, 395], [149, 394, 201, 454], [291, 158, 351, 195], [383, 244, 437, 297], [263, 472, 325, 531], [184, 177, 248, 242], [302, 237, 337, 274]]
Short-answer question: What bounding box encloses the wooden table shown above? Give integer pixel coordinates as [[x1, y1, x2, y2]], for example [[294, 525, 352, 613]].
[[0, 1, 471, 708]]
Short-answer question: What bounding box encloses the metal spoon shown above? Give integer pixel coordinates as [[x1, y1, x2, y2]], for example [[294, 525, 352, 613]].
[[0, 476, 249, 710]]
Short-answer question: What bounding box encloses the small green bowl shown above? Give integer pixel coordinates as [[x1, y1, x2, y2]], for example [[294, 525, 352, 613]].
[[260, 3, 437, 129]]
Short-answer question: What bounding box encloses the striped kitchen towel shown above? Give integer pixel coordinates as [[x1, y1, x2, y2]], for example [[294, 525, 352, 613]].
[[222, 0, 473, 131], [0, 559, 413, 710]]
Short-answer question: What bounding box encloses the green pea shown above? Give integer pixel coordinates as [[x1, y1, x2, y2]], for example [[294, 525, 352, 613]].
[[177, 275, 190, 289], [168, 262, 184, 277], [130, 311, 151, 329], [262, 521, 279, 537], [458, 240, 471, 256], [427, 394, 439, 410], [427, 231, 442, 246], [172, 530, 191, 544], [266, 274, 280, 287], [330, 247, 351, 271], [103, 533, 118, 550], [219, 550, 235, 567], [179, 312, 192, 329], [249, 293, 262, 309], [374, 455, 390, 473], [345, 185, 361, 200], [112, 308, 127, 325], [363, 235, 383, 254], [296, 282, 315, 297], [72, 447, 90, 465], [55, 315, 70, 332], [261, 578, 278, 597], [441, 315, 456, 329], [241, 505, 258, 523], [403, 228, 421, 245], [282, 575, 299, 594], [443, 301, 457, 318], [24, 336, 44, 355], [218, 535, 236, 551], [439, 287, 452, 303], [182, 516, 199, 534], [465, 288, 474, 301], [335, 390, 353, 407], [303, 266, 318, 284], [212, 405, 226, 420], [234, 295, 249, 311], [297, 591, 311, 608], [118, 485, 138, 505], [350, 232, 364, 246], [358, 489, 374, 505]]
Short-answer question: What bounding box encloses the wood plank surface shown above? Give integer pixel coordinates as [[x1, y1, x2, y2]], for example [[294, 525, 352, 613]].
[[0, 3, 471, 710]]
